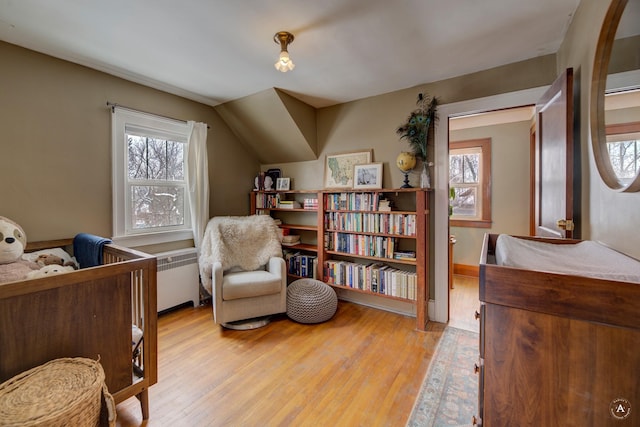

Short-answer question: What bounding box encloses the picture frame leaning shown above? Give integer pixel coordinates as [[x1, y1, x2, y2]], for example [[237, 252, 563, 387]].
[[276, 177, 291, 191], [324, 150, 373, 189], [353, 163, 383, 189]]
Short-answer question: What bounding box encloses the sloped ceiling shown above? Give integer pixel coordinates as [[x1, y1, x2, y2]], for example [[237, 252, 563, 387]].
[[0, 0, 582, 163], [0, 0, 580, 109], [215, 89, 317, 163]]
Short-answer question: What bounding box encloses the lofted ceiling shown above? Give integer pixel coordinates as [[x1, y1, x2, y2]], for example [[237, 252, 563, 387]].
[[0, 0, 581, 109]]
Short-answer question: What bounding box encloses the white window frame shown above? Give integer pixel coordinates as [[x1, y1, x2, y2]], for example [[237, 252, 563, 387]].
[[448, 138, 492, 228], [112, 107, 193, 247], [449, 146, 483, 220]]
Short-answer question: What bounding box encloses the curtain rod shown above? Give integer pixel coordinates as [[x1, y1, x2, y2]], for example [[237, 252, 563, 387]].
[[106, 101, 210, 129]]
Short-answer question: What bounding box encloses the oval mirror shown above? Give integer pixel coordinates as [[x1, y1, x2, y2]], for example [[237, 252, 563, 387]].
[[591, 0, 640, 192]]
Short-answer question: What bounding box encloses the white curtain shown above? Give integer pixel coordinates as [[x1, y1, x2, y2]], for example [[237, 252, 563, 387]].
[[186, 121, 209, 253]]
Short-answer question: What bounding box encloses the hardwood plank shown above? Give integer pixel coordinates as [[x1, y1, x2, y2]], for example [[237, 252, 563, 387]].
[[449, 275, 480, 333], [115, 301, 444, 426]]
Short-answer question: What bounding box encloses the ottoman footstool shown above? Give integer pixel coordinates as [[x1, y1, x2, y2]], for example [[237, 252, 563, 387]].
[[287, 279, 337, 324]]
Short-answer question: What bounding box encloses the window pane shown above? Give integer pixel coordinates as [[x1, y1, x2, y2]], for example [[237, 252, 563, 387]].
[[462, 154, 479, 183], [128, 135, 148, 179], [452, 187, 477, 217], [166, 141, 185, 180], [130, 185, 185, 229], [449, 152, 480, 184], [127, 134, 185, 181], [607, 140, 639, 180], [450, 155, 464, 183], [146, 138, 165, 179]]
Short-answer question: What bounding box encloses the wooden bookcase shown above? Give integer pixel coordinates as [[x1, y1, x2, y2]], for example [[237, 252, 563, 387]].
[[251, 190, 321, 282], [251, 188, 430, 330]]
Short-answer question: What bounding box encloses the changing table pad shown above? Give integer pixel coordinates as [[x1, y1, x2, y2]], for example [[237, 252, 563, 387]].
[[495, 234, 640, 284]]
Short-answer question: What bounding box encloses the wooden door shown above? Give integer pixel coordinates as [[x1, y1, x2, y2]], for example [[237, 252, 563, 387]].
[[534, 68, 578, 238]]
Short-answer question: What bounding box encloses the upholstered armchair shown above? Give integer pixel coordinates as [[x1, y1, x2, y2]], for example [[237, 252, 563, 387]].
[[200, 215, 286, 329]]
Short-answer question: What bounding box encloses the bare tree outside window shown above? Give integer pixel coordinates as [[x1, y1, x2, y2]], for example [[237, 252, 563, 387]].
[[607, 139, 640, 181], [450, 152, 480, 217], [127, 134, 186, 230]]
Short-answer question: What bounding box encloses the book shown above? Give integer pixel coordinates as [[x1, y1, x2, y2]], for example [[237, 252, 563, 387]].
[[278, 200, 301, 209]]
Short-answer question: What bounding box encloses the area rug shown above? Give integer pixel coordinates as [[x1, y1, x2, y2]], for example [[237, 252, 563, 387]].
[[407, 327, 479, 427]]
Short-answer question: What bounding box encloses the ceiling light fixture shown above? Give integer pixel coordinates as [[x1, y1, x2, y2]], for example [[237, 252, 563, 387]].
[[274, 31, 295, 72]]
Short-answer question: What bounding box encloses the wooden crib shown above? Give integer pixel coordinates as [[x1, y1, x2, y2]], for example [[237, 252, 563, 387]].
[[0, 239, 158, 419]]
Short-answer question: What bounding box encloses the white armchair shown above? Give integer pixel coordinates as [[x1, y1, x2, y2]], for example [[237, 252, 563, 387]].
[[200, 215, 286, 329]]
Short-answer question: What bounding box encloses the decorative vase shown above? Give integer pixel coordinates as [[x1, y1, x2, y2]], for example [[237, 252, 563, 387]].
[[420, 162, 431, 189]]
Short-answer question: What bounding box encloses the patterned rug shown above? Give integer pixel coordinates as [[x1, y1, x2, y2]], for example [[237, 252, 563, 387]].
[[407, 327, 479, 427]]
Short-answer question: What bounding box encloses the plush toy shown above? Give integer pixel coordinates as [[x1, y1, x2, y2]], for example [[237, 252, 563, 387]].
[[26, 264, 75, 279], [35, 253, 78, 270], [0, 216, 40, 284]]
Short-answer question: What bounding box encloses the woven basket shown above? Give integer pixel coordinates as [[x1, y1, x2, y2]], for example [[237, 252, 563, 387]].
[[0, 357, 115, 427]]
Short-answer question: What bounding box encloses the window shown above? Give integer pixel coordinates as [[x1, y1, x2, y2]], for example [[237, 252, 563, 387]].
[[606, 122, 640, 185], [449, 138, 491, 228], [112, 107, 192, 246]]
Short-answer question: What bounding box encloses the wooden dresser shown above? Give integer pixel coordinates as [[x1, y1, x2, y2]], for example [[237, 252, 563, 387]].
[[476, 234, 640, 426]]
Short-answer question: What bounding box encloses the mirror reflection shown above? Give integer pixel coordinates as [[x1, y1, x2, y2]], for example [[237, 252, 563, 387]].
[[605, 89, 640, 185], [601, 0, 640, 190], [605, 0, 640, 186]]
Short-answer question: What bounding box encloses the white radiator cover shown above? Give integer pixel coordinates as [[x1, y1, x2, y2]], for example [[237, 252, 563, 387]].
[[156, 248, 200, 312]]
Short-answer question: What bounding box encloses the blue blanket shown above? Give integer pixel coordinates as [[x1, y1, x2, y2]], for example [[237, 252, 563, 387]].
[[73, 233, 112, 269]]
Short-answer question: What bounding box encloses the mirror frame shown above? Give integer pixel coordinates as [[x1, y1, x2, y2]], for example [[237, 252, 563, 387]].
[[590, 0, 640, 192]]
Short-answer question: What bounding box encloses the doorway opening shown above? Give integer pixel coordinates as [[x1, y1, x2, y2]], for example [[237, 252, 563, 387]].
[[446, 105, 535, 329]]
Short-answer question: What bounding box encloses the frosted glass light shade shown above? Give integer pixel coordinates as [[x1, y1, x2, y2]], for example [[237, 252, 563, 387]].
[[275, 51, 295, 72]]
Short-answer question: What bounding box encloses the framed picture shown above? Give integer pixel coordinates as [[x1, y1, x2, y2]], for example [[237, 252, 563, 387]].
[[324, 150, 373, 189], [276, 177, 291, 191], [353, 163, 383, 189], [266, 168, 281, 189]]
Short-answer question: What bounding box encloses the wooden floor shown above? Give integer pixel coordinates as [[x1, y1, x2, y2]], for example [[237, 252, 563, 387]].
[[115, 300, 446, 427], [115, 276, 479, 426], [448, 275, 480, 333]]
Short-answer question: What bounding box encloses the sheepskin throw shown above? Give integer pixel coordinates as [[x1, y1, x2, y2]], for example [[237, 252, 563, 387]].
[[199, 215, 282, 293]]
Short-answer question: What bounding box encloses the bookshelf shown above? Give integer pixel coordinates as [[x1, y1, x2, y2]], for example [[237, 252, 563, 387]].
[[321, 189, 429, 330], [251, 188, 430, 330], [251, 190, 321, 281]]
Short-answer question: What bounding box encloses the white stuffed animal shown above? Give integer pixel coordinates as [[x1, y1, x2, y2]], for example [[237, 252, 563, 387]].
[[26, 264, 75, 279], [0, 216, 40, 283]]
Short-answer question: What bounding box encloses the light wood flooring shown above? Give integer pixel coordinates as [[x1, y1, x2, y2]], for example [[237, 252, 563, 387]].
[[448, 275, 480, 333], [115, 276, 478, 426]]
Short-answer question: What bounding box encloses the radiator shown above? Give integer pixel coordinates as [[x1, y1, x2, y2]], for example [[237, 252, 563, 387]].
[[156, 248, 200, 313]]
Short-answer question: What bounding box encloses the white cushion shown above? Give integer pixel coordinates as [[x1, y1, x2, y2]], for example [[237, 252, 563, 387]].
[[222, 270, 282, 300]]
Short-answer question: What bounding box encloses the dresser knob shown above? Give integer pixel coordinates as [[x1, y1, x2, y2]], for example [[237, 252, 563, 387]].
[[472, 415, 479, 425], [474, 363, 480, 374], [474, 310, 480, 320]]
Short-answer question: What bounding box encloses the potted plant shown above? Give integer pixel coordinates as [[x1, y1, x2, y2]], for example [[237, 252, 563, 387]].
[[396, 93, 439, 188]]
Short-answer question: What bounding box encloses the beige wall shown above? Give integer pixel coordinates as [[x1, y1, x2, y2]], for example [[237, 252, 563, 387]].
[[557, 0, 640, 259], [0, 41, 258, 247], [263, 55, 556, 191], [450, 120, 532, 266]]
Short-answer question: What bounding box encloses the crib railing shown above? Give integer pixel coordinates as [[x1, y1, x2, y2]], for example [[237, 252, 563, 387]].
[[103, 244, 157, 412]]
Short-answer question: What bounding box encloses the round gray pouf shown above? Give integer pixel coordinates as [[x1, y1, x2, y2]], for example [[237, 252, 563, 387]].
[[287, 279, 338, 324]]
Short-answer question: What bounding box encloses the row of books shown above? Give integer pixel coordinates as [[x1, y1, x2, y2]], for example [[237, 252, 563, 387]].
[[325, 212, 417, 236], [285, 252, 318, 279], [324, 260, 417, 300], [325, 232, 397, 259], [303, 198, 318, 210], [325, 192, 388, 211], [255, 193, 304, 209]]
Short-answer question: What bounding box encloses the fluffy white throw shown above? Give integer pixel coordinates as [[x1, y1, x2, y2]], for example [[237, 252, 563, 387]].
[[199, 215, 282, 293]]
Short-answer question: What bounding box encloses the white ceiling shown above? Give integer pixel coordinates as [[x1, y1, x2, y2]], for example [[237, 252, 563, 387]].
[[0, 0, 580, 108]]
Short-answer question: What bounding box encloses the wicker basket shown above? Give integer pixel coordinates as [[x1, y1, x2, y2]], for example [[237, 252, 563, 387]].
[[0, 357, 115, 427]]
